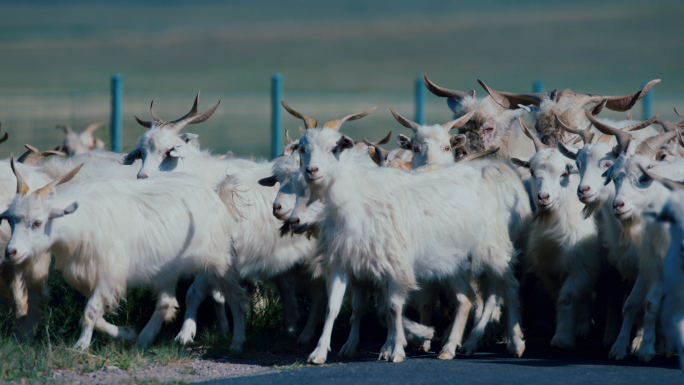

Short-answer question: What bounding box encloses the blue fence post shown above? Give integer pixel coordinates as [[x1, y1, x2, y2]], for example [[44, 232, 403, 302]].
[[271, 73, 283, 159], [110, 74, 123, 153], [642, 80, 653, 120], [533, 79, 545, 93], [415, 75, 426, 125]]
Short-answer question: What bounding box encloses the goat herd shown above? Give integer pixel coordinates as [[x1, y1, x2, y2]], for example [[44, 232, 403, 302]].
[[1, 76, 684, 372]]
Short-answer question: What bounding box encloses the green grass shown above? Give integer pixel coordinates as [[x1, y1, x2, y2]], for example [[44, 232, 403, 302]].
[[0, 261, 348, 382]]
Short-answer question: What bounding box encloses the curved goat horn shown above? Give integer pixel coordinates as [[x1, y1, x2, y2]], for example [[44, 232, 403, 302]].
[[322, 106, 377, 131], [478, 79, 546, 109], [17, 144, 66, 166], [0, 123, 7, 145], [575, 79, 660, 111], [150, 100, 162, 122], [281, 101, 317, 129], [389, 107, 421, 133], [636, 130, 678, 160], [83, 122, 105, 134], [56, 124, 73, 135], [33, 163, 84, 198], [555, 114, 594, 144], [422, 75, 475, 101], [165, 92, 220, 134], [585, 108, 632, 155], [639, 165, 684, 191], [518, 117, 548, 152], [10, 154, 30, 196], [441, 111, 475, 131], [285, 128, 293, 145], [456, 147, 500, 162]]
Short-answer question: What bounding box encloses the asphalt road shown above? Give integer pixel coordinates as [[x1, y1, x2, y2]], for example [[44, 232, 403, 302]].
[[200, 341, 681, 385]]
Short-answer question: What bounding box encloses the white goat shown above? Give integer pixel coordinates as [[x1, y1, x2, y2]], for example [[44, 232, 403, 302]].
[[388, 107, 531, 351], [556, 111, 661, 347], [594, 118, 683, 361], [0, 144, 60, 339], [124, 95, 320, 343], [511, 118, 604, 349], [2, 160, 247, 351], [55, 123, 106, 156], [644, 174, 684, 381], [422, 75, 532, 159], [297, 118, 525, 364]]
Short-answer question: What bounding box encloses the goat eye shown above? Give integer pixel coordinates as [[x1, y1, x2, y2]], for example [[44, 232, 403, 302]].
[[32, 220, 42, 228]]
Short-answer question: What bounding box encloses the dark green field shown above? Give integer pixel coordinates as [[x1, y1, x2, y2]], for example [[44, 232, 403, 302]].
[[0, 0, 682, 158]]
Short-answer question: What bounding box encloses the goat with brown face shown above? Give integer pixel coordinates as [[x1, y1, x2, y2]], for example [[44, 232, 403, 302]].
[[422, 75, 533, 159]]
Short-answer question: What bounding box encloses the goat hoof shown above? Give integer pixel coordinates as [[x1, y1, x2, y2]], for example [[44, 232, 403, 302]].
[[550, 334, 574, 349], [308, 348, 328, 365]]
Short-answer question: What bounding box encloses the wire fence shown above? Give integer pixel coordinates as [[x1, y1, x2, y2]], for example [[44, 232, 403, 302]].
[[0, 85, 681, 160], [0, 88, 456, 159]]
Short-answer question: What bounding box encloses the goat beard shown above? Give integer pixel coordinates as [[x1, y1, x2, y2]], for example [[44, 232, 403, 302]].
[[619, 215, 643, 245]]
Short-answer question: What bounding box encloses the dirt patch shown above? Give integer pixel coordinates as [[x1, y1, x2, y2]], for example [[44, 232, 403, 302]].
[[45, 358, 273, 384]]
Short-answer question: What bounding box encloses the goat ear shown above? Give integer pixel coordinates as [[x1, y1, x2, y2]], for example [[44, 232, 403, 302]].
[[337, 135, 354, 152], [170, 143, 189, 158], [397, 134, 412, 150], [258, 176, 278, 187], [557, 142, 578, 160], [450, 134, 467, 149], [179, 133, 199, 143], [511, 157, 530, 168], [49, 202, 78, 219], [120, 149, 142, 165], [284, 142, 300, 156]]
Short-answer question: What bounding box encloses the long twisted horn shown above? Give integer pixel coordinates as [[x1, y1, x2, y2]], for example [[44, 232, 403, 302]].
[[555, 114, 594, 144], [441, 111, 475, 130], [456, 147, 500, 162], [639, 165, 684, 191], [322, 107, 377, 131], [33, 163, 84, 198], [422, 75, 475, 101], [574, 79, 660, 111], [281, 101, 317, 129], [478, 79, 548, 109], [55, 124, 74, 135], [636, 130, 679, 159], [10, 154, 29, 196], [518, 117, 548, 152], [166, 93, 220, 134], [83, 122, 105, 134], [389, 107, 421, 132], [585, 108, 632, 154], [17, 144, 65, 166]]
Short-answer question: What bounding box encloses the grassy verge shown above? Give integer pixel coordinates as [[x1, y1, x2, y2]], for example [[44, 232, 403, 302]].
[[0, 262, 334, 382]]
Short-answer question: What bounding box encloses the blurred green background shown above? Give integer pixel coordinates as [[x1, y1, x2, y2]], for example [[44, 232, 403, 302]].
[[0, 0, 682, 158]]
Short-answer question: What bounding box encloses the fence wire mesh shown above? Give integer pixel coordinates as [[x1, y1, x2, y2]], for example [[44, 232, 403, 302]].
[[0, 88, 681, 160]]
